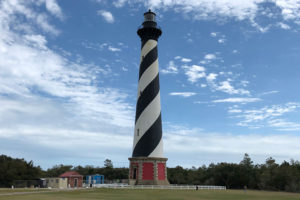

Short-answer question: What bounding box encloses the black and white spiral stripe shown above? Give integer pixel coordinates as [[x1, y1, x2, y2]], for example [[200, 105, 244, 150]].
[[132, 39, 163, 158]]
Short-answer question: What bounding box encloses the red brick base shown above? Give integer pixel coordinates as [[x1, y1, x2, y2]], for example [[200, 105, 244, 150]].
[[128, 157, 169, 185]]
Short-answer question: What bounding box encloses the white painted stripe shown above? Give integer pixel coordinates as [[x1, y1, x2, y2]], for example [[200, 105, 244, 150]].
[[133, 92, 161, 149], [140, 40, 157, 63], [137, 59, 158, 98], [148, 139, 163, 157]]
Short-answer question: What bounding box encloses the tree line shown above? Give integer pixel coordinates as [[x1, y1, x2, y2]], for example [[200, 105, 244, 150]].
[[1, 154, 300, 192], [168, 154, 300, 192]]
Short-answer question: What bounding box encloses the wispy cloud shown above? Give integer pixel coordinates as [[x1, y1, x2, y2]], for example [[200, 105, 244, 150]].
[[164, 123, 300, 165], [0, 0, 133, 167], [228, 109, 243, 113], [268, 119, 300, 131], [161, 61, 178, 74], [206, 73, 218, 82], [218, 38, 226, 43], [213, 98, 261, 103], [235, 103, 300, 130], [169, 92, 196, 98], [108, 46, 121, 52], [183, 65, 206, 83], [204, 54, 216, 60], [97, 10, 115, 23], [0, 0, 60, 35], [183, 64, 250, 95], [112, 0, 300, 31], [181, 58, 192, 63], [214, 81, 250, 95], [45, 0, 64, 20], [113, 0, 126, 8], [277, 22, 291, 30], [210, 32, 217, 37], [258, 90, 279, 96]]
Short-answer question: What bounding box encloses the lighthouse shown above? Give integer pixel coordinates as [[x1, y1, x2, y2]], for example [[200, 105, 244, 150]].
[[128, 10, 169, 185]]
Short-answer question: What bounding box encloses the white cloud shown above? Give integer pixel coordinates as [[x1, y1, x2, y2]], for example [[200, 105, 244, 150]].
[[181, 58, 192, 63], [218, 38, 226, 43], [213, 98, 261, 103], [164, 124, 300, 166], [100, 43, 108, 48], [108, 46, 121, 52], [113, 0, 127, 8], [249, 18, 271, 33], [228, 109, 242, 113], [215, 81, 250, 95], [259, 90, 279, 96], [161, 61, 178, 74], [204, 53, 216, 60], [97, 10, 115, 23], [240, 80, 249, 87], [0, 0, 60, 35], [183, 65, 250, 96], [210, 32, 217, 37], [236, 103, 300, 128], [0, 0, 134, 168], [113, 0, 300, 31], [274, 0, 300, 20], [36, 14, 60, 35], [277, 22, 291, 29], [169, 92, 196, 97], [117, 0, 263, 20], [183, 65, 206, 83], [206, 73, 218, 82], [44, 0, 63, 20], [174, 56, 181, 60], [268, 119, 300, 131], [24, 34, 48, 50]]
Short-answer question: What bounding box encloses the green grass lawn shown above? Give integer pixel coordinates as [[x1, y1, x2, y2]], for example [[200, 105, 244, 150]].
[[1, 188, 300, 200], [0, 188, 49, 194]]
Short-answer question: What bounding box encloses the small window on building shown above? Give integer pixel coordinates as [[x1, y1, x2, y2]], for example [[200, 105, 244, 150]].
[[137, 129, 139, 136]]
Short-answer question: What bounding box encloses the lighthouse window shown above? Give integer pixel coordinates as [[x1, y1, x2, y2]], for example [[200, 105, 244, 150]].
[[144, 13, 155, 21], [137, 129, 139, 136]]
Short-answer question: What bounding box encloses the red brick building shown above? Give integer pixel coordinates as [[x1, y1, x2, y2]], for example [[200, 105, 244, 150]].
[[128, 157, 168, 185], [59, 171, 83, 188]]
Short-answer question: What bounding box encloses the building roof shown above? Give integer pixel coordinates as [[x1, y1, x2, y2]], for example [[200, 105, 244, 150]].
[[59, 171, 83, 178]]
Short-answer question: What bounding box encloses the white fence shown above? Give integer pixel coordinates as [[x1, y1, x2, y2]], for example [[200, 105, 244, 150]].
[[89, 184, 226, 190]]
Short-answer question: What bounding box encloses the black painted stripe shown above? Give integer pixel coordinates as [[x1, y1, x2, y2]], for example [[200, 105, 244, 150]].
[[139, 46, 157, 80], [135, 74, 160, 123], [132, 114, 162, 157]]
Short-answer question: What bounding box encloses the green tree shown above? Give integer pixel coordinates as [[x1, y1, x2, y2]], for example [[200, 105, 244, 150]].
[[0, 155, 43, 187], [104, 159, 113, 168]]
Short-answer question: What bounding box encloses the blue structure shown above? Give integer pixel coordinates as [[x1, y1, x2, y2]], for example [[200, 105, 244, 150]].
[[86, 174, 104, 184]]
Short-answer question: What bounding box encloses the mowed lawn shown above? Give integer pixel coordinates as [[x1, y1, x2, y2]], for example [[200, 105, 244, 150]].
[[1, 188, 300, 200]]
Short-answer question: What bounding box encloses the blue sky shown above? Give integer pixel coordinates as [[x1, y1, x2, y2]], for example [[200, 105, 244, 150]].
[[1, 0, 300, 169]]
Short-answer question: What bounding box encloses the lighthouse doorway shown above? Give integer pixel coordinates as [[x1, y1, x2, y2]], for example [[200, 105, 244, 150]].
[[133, 168, 137, 179]]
